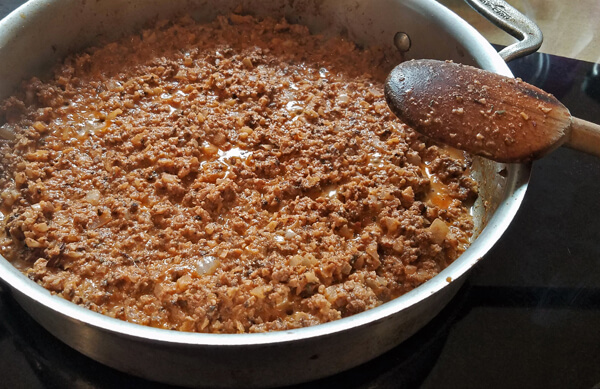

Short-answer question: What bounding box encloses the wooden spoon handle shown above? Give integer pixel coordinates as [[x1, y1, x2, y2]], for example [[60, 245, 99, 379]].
[[566, 117, 600, 158]]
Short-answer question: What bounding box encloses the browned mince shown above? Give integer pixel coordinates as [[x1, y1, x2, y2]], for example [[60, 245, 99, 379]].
[[0, 15, 477, 333]]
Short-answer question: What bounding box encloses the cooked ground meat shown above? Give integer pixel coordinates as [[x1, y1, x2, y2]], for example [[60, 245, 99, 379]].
[[0, 15, 477, 333]]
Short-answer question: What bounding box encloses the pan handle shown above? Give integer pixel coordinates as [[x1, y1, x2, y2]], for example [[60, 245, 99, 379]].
[[464, 0, 543, 62]]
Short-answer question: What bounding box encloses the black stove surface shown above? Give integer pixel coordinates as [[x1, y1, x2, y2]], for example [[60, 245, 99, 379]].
[[1, 2, 599, 388]]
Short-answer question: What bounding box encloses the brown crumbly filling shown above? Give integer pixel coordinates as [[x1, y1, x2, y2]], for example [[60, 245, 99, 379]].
[[0, 15, 477, 333]]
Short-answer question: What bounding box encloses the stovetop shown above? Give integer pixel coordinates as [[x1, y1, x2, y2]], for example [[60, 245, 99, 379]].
[[1, 2, 599, 389]]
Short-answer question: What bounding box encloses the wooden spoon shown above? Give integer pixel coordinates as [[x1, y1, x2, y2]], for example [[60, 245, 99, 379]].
[[384, 59, 600, 163]]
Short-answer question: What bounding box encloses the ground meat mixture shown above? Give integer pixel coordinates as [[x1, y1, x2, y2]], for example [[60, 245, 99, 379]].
[[0, 15, 477, 333]]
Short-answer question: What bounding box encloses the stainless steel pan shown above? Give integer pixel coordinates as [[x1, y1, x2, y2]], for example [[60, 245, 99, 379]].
[[0, 0, 540, 387]]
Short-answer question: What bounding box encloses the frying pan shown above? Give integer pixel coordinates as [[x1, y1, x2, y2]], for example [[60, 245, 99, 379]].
[[0, 0, 541, 387]]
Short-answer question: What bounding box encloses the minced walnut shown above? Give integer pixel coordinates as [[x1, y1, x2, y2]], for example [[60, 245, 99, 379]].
[[0, 15, 476, 333]]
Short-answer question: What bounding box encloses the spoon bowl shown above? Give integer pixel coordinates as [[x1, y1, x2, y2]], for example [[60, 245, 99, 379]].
[[385, 59, 600, 163]]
